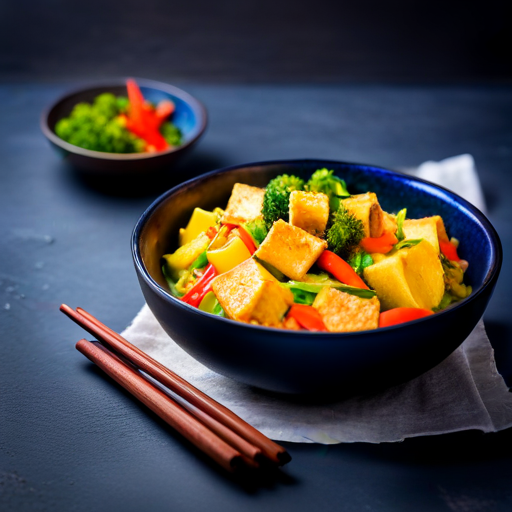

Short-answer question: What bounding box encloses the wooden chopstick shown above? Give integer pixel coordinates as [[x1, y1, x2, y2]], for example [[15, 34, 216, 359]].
[[76, 338, 245, 472], [61, 304, 291, 467]]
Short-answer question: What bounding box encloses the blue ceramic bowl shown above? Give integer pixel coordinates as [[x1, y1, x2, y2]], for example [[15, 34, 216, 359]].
[[132, 159, 502, 396], [41, 78, 207, 175]]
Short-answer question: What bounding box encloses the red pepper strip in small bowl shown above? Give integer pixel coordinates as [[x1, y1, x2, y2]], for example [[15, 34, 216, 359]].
[[316, 250, 369, 289], [125, 79, 170, 152], [155, 99, 175, 121], [286, 304, 328, 332], [439, 240, 461, 261], [360, 231, 398, 254], [379, 307, 433, 328], [181, 264, 218, 308]]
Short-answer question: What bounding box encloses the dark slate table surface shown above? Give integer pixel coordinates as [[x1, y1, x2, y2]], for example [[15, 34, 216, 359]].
[[1, 82, 512, 511]]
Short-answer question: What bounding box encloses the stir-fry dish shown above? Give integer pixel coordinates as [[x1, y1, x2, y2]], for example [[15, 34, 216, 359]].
[[55, 79, 182, 154], [162, 169, 471, 332]]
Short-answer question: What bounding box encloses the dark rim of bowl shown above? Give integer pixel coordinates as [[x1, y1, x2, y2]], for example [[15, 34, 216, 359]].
[[40, 77, 208, 161], [132, 158, 503, 336]]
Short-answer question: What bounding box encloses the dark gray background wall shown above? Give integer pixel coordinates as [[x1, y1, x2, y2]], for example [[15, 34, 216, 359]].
[[1, 0, 511, 83]]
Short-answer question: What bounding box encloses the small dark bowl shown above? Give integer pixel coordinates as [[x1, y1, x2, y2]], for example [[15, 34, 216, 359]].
[[132, 159, 502, 396], [41, 78, 207, 175]]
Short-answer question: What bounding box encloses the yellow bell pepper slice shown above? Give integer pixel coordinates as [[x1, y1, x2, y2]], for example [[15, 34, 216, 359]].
[[179, 208, 218, 247], [163, 233, 210, 280], [207, 236, 251, 275]]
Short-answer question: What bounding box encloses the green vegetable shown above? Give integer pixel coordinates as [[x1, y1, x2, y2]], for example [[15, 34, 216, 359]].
[[116, 96, 130, 112], [326, 205, 365, 259], [160, 121, 183, 147], [283, 277, 376, 299], [162, 264, 185, 298], [55, 94, 146, 153], [242, 218, 269, 247], [433, 292, 456, 312], [394, 238, 423, 251], [261, 174, 305, 230], [189, 251, 208, 271], [305, 168, 350, 211], [175, 270, 197, 295], [440, 255, 472, 300], [396, 208, 407, 241], [198, 291, 225, 317], [55, 92, 181, 154], [287, 287, 318, 306], [348, 250, 374, 275]]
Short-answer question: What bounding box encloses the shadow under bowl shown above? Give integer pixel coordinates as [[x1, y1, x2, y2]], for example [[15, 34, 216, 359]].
[[41, 78, 207, 177], [132, 159, 502, 396]]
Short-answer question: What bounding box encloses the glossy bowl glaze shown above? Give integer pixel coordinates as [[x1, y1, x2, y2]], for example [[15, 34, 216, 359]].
[[41, 78, 207, 175], [132, 159, 502, 396]]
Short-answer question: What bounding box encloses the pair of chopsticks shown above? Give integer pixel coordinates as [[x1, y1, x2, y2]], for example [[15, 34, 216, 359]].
[[60, 304, 290, 473]]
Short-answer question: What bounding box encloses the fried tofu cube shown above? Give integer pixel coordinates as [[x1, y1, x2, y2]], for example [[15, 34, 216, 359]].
[[363, 240, 444, 311], [382, 211, 398, 235], [221, 183, 265, 225], [313, 287, 380, 332], [254, 219, 327, 280], [289, 191, 330, 237], [211, 258, 293, 326], [402, 216, 449, 254], [341, 192, 385, 238]]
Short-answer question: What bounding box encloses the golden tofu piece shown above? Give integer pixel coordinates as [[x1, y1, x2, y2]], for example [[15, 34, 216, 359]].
[[211, 258, 293, 326], [363, 240, 444, 310], [313, 287, 380, 332], [254, 219, 327, 281], [402, 216, 449, 254], [289, 191, 330, 237], [342, 192, 384, 238], [382, 211, 397, 235], [221, 183, 265, 225]]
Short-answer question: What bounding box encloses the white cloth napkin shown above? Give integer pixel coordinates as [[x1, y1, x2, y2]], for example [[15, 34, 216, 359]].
[[122, 155, 512, 444]]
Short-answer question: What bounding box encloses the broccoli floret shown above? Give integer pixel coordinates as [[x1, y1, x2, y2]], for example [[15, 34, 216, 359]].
[[242, 218, 269, 247], [160, 122, 183, 147], [116, 95, 130, 113], [93, 93, 119, 119], [54, 95, 147, 154], [262, 174, 305, 230], [326, 205, 365, 259], [306, 168, 350, 211]]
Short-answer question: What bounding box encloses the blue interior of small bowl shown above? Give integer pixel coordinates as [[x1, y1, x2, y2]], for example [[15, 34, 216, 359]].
[[139, 85, 204, 143]]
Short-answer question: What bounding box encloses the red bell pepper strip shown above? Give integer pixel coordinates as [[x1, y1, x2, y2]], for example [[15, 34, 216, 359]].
[[155, 99, 175, 121], [360, 231, 398, 254], [379, 307, 433, 328], [439, 240, 461, 262], [316, 250, 370, 289], [206, 226, 218, 240], [235, 225, 257, 255], [126, 79, 146, 127], [181, 264, 218, 308], [286, 304, 328, 332], [125, 79, 170, 152]]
